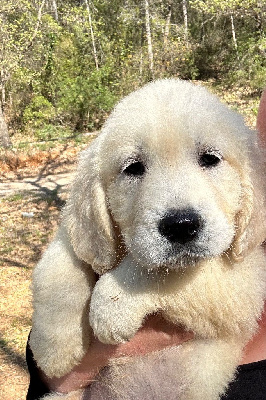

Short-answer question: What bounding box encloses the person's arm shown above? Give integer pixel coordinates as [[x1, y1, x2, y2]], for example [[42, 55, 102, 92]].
[[42, 314, 193, 394], [241, 303, 266, 365], [257, 89, 266, 145], [240, 89, 266, 363], [26, 335, 50, 400], [32, 305, 266, 395]]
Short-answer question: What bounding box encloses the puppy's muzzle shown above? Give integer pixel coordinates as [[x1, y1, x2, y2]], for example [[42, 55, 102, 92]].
[[158, 209, 202, 244]]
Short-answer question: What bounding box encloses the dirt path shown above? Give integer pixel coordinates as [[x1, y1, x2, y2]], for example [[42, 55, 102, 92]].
[[0, 170, 74, 198], [0, 145, 81, 400], [0, 188, 62, 400]]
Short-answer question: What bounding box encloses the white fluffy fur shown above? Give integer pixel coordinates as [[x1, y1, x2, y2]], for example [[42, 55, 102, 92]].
[[30, 79, 266, 400]]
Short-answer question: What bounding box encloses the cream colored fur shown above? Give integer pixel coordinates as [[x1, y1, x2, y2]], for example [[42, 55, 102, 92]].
[[30, 79, 266, 400]]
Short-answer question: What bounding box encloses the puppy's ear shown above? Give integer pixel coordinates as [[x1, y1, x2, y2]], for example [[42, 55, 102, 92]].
[[63, 139, 116, 274], [233, 94, 266, 260], [231, 146, 266, 260]]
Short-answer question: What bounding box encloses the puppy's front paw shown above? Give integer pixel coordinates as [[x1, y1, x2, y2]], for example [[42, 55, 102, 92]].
[[90, 289, 142, 344], [89, 257, 158, 344], [89, 268, 153, 344]]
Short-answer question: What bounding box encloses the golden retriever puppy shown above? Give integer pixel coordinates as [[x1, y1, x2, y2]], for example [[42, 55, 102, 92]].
[[30, 79, 266, 400]]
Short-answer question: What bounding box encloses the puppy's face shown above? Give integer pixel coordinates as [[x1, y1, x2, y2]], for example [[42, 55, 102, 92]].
[[99, 81, 247, 269], [66, 80, 262, 273], [105, 132, 242, 269]]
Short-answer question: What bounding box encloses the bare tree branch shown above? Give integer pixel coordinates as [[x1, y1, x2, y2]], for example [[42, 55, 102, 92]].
[[26, 0, 47, 51], [182, 0, 188, 45], [144, 0, 154, 79], [51, 0, 58, 21], [84, 0, 99, 71], [0, 105, 11, 148], [163, 4, 172, 45]]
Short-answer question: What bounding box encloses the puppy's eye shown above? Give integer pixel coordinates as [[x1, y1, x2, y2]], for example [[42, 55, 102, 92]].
[[123, 160, 146, 177], [199, 151, 222, 168]]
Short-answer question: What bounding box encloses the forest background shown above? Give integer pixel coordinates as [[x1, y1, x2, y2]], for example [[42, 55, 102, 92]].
[[1, 0, 266, 148]]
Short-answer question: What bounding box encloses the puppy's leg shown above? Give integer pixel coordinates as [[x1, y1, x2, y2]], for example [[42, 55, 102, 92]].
[[90, 255, 159, 344], [77, 340, 242, 400], [176, 339, 243, 400], [30, 226, 96, 377]]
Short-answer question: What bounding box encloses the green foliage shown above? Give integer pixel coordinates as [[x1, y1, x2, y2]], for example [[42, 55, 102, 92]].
[[39, 31, 119, 130], [0, 0, 265, 143], [6, 193, 25, 202], [233, 37, 266, 91], [23, 95, 56, 129], [34, 125, 72, 142], [152, 39, 199, 80], [190, 0, 256, 14]]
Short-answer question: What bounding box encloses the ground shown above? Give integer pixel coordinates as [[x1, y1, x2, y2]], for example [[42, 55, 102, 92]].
[[0, 136, 95, 400], [0, 85, 260, 400]]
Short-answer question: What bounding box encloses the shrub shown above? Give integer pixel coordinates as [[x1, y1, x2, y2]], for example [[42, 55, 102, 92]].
[[23, 95, 56, 131]]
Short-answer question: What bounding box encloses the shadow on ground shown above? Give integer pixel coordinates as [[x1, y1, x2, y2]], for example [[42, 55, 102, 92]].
[[0, 334, 28, 371]]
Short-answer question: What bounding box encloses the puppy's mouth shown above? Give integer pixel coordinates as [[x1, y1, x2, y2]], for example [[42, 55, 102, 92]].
[[128, 237, 217, 271], [161, 249, 203, 270], [143, 248, 205, 272]]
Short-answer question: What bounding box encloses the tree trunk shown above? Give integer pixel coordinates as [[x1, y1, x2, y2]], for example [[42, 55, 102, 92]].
[[1, 70, 6, 107], [144, 0, 154, 80], [162, 4, 172, 72], [182, 0, 188, 44], [139, 49, 144, 77], [230, 13, 239, 59], [28, 0, 47, 48], [84, 0, 99, 71], [51, 0, 58, 21], [255, 1, 262, 33], [0, 106, 11, 148], [164, 4, 172, 45]]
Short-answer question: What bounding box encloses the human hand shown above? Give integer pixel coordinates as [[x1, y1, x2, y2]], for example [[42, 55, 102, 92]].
[[240, 89, 266, 365], [43, 314, 193, 393], [257, 89, 266, 145]]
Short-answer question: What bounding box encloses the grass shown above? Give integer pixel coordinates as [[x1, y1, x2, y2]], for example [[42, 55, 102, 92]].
[[5, 193, 25, 202]]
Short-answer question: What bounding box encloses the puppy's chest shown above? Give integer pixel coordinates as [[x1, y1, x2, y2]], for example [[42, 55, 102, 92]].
[[148, 253, 266, 338]]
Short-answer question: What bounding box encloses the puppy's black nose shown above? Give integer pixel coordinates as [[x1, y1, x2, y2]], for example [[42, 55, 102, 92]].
[[158, 210, 202, 244]]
